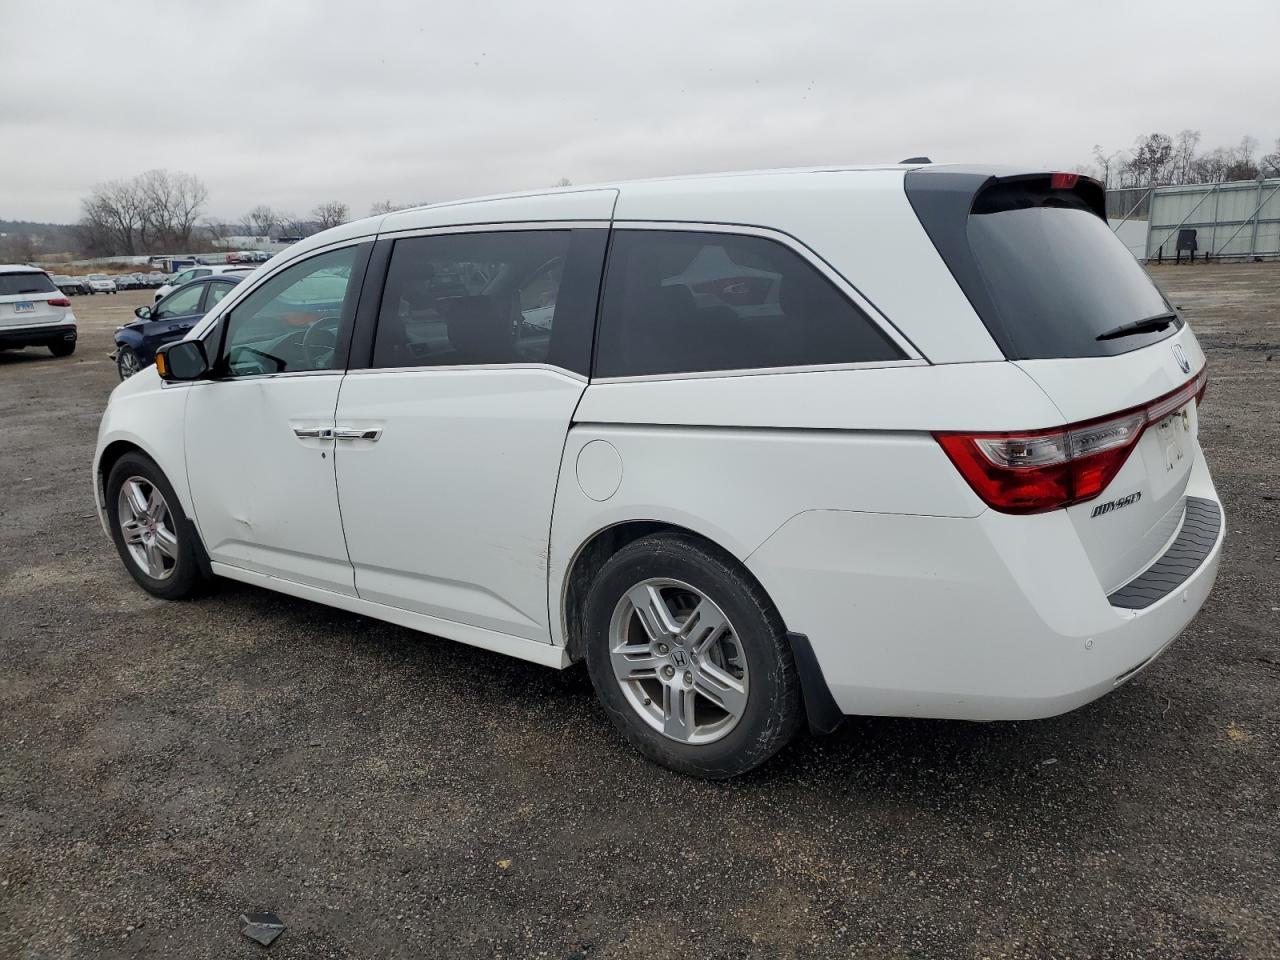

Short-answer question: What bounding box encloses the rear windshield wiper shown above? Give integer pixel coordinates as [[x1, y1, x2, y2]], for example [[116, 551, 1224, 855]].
[[1096, 312, 1178, 341]]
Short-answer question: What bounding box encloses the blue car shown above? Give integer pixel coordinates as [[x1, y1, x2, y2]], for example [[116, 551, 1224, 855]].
[[114, 275, 243, 379]]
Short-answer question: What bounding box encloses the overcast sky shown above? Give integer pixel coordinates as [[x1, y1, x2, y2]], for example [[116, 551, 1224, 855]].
[[2, 0, 1277, 224]]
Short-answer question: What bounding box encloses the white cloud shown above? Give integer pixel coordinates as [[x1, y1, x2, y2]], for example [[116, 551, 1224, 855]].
[[1, 0, 1277, 221]]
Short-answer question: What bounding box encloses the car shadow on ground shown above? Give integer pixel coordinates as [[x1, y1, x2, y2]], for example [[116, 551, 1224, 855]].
[[0, 349, 67, 366], [198, 575, 1165, 820]]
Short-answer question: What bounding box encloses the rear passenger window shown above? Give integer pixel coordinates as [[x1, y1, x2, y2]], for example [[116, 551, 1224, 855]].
[[595, 230, 904, 378], [372, 230, 603, 373]]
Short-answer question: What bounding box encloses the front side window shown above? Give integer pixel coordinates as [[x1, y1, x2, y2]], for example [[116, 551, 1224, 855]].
[[154, 282, 205, 320], [219, 246, 360, 377], [372, 230, 580, 370], [594, 231, 904, 378]]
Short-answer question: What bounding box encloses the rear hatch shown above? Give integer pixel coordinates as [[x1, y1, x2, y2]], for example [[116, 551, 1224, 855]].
[[0, 270, 65, 328], [908, 170, 1208, 593]]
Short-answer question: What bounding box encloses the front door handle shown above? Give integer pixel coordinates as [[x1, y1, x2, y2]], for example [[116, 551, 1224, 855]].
[[334, 426, 382, 442], [292, 426, 334, 440]]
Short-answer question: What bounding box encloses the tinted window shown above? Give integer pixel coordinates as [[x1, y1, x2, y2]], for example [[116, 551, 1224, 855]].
[[907, 172, 1177, 360], [372, 229, 603, 373], [206, 282, 234, 309], [0, 272, 56, 296], [154, 282, 205, 320], [594, 231, 903, 378], [968, 191, 1174, 358], [220, 246, 359, 377]]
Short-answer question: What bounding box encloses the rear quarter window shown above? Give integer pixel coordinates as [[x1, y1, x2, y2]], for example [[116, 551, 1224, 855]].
[[594, 230, 904, 378]]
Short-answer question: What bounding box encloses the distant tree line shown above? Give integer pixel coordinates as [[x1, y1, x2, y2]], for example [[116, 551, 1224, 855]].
[[64, 171, 361, 257], [1085, 131, 1280, 190]]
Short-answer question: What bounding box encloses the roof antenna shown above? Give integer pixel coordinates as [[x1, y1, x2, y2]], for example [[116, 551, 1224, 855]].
[[900, 156, 932, 164]]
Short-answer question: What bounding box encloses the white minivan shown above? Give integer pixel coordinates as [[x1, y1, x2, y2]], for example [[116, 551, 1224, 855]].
[[93, 165, 1223, 777]]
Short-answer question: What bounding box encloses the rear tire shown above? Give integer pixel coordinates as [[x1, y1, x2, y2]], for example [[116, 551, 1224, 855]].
[[582, 533, 802, 778], [49, 339, 75, 357], [105, 452, 206, 600]]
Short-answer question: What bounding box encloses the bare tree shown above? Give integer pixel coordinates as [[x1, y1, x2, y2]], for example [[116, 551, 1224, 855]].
[[136, 169, 209, 249], [246, 205, 277, 240], [1261, 139, 1280, 177], [276, 212, 308, 238], [369, 199, 428, 216], [311, 201, 349, 230], [552, 177, 572, 187], [77, 177, 146, 255], [0, 233, 36, 263]]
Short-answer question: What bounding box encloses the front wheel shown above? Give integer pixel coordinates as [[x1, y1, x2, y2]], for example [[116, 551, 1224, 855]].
[[105, 452, 206, 600], [116, 345, 142, 379], [583, 533, 802, 778]]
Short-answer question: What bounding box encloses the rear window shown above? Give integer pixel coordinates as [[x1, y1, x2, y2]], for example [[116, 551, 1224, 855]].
[[907, 172, 1178, 360], [594, 230, 904, 378], [0, 272, 56, 296]]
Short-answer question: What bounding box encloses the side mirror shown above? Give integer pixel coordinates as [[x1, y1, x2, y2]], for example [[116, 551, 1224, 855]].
[[134, 305, 152, 320], [156, 340, 210, 382]]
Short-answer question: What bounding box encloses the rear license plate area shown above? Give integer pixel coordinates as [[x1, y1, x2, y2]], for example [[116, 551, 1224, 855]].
[[1154, 405, 1192, 473]]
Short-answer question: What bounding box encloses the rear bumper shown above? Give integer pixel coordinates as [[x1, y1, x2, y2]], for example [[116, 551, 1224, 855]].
[[0, 322, 77, 349], [746, 451, 1224, 722]]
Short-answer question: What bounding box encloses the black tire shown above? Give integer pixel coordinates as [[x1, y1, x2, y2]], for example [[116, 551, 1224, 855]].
[[49, 339, 75, 357], [582, 533, 802, 778], [116, 345, 140, 379], [105, 452, 207, 600]]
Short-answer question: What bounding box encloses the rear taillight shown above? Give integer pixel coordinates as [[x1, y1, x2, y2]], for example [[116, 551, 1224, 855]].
[[47, 297, 71, 307], [936, 366, 1207, 514]]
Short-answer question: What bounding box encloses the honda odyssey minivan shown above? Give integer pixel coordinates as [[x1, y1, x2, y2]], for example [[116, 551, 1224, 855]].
[[93, 164, 1223, 777]]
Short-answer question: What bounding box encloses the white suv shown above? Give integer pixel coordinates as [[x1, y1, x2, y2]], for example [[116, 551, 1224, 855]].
[[92, 165, 1223, 777], [1, 265, 78, 355]]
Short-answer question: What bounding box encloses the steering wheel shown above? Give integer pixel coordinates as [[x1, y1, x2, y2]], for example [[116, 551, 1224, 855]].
[[300, 314, 341, 369]]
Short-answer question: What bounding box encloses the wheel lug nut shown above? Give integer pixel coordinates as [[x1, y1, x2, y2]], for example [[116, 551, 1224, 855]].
[[662, 665, 675, 679], [683, 671, 693, 685], [657, 643, 669, 655]]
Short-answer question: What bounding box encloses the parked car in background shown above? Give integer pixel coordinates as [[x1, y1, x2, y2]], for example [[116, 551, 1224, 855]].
[[52, 274, 89, 296], [92, 165, 1222, 778], [87, 274, 118, 295], [113, 275, 243, 379], [0, 265, 77, 356], [114, 274, 138, 291], [73, 275, 97, 294], [154, 264, 254, 302]]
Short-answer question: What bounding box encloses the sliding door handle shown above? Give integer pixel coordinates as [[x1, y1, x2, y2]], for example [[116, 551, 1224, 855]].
[[292, 426, 334, 439], [334, 426, 382, 442]]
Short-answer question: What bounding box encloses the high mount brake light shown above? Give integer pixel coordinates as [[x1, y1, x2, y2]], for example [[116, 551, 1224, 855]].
[[936, 367, 1207, 514], [1050, 172, 1080, 190]]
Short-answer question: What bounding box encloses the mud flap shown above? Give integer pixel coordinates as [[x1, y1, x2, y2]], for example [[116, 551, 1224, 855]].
[[787, 631, 845, 735]]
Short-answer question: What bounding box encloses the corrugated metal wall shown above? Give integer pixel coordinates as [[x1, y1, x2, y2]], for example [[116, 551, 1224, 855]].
[[1145, 179, 1280, 261]]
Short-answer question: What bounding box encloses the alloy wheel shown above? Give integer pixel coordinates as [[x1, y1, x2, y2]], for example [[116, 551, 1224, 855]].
[[608, 578, 749, 744], [116, 476, 178, 580]]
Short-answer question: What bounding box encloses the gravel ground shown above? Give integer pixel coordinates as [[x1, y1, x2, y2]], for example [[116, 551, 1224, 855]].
[[2, 266, 1278, 959]]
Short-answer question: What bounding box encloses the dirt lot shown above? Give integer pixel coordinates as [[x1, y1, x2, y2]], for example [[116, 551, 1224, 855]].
[[2, 266, 1278, 959]]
